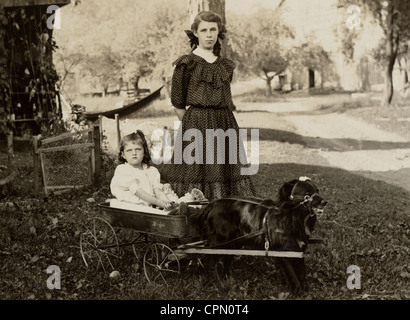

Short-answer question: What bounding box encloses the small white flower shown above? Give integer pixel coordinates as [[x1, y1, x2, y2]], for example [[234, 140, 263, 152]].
[[299, 176, 311, 182]]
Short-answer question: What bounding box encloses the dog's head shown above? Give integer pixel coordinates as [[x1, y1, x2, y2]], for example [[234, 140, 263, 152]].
[[266, 177, 328, 251], [278, 176, 327, 216]]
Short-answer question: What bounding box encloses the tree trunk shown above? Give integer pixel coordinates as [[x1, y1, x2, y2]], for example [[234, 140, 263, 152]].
[[321, 68, 324, 89], [188, 0, 227, 56], [134, 76, 140, 96], [384, 26, 395, 106], [266, 78, 273, 96], [382, 3, 399, 107], [383, 40, 399, 106], [262, 68, 273, 95], [384, 59, 394, 106], [188, 0, 225, 24]]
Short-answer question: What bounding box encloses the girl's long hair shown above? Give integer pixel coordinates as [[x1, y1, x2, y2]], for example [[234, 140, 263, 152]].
[[118, 130, 151, 165], [186, 11, 226, 57]]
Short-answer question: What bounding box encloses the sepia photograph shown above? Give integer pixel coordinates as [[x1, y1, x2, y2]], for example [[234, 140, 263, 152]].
[[0, 0, 409, 304]]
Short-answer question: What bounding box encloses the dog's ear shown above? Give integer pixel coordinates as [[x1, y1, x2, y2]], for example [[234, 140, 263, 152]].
[[278, 179, 298, 202]]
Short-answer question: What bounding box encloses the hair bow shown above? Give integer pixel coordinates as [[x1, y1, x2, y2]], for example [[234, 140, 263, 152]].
[[185, 30, 198, 49], [218, 25, 227, 40]]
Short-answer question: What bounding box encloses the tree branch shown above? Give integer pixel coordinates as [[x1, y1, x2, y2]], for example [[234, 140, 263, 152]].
[[277, 0, 286, 9]]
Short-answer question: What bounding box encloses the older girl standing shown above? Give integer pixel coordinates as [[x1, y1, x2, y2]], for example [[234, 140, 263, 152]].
[[165, 11, 256, 200]]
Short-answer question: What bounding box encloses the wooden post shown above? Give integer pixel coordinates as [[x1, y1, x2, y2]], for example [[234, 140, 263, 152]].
[[39, 152, 48, 196], [162, 76, 171, 100], [88, 121, 95, 186], [7, 131, 13, 168], [33, 135, 40, 196], [93, 121, 101, 185], [115, 113, 121, 147]]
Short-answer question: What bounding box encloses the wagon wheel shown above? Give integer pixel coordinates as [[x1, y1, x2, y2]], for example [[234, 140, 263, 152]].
[[143, 243, 181, 284], [128, 233, 149, 273], [80, 217, 120, 273]]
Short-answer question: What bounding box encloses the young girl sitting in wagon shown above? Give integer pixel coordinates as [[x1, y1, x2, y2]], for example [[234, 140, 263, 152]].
[[110, 130, 186, 215]]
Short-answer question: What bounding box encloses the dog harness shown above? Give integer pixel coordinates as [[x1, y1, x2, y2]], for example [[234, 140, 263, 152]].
[[289, 179, 320, 214], [212, 184, 320, 255]]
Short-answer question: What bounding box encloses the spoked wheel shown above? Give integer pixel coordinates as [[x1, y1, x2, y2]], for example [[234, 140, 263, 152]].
[[132, 233, 149, 261], [80, 217, 120, 273], [143, 243, 181, 284]]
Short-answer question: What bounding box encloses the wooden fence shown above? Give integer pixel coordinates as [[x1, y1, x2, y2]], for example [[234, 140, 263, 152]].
[[34, 123, 101, 195]]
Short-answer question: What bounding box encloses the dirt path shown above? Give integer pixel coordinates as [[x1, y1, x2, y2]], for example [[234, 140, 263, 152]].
[[233, 102, 410, 193], [134, 95, 410, 193]]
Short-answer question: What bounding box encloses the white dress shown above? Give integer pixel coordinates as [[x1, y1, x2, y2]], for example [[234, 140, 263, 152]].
[[110, 163, 163, 206]]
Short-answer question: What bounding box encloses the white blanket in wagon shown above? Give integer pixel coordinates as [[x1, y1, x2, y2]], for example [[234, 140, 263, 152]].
[[109, 199, 170, 215], [109, 187, 208, 215]]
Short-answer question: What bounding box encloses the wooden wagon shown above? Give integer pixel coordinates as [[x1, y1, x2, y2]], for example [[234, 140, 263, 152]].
[[79, 202, 323, 291]]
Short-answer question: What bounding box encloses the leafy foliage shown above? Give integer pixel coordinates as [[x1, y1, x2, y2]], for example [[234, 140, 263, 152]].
[[54, 0, 188, 95], [338, 0, 410, 105], [0, 4, 63, 137], [227, 8, 294, 79], [85, 46, 123, 94], [0, 4, 12, 135]]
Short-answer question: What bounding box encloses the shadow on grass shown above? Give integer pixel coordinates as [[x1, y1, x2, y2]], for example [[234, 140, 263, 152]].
[[251, 163, 410, 196], [245, 127, 410, 151]]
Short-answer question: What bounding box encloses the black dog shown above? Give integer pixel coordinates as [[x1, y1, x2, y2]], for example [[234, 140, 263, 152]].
[[191, 177, 327, 292]]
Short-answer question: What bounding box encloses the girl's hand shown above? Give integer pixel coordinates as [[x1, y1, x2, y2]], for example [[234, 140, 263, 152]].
[[163, 201, 173, 210], [157, 199, 172, 210]]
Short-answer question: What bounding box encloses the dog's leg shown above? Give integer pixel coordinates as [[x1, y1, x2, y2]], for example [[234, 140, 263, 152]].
[[213, 255, 234, 281], [215, 258, 225, 281], [222, 255, 234, 276], [292, 257, 307, 291], [278, 257, 302, 295], [214, 257, 229, 299]]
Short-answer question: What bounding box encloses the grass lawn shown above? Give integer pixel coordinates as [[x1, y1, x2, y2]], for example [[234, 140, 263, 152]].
[[1, 158, 409, 300]]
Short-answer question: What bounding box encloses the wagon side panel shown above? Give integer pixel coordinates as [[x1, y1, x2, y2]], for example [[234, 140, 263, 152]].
[[98, 203, 189, 238]]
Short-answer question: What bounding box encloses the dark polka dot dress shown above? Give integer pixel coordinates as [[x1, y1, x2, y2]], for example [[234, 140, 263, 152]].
[[164, 53, 256, 200]]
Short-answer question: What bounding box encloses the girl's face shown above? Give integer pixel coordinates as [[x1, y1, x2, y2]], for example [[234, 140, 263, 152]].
[[122, 140, 145, 168], [194, 21, 219, 51]]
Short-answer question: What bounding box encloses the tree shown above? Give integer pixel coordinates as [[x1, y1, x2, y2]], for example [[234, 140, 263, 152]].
[[339, 0, 410, 106], [259, 54, 288, 96], [85, 46, 122, 96], [123, 0, 187, 93], [227, 7, 294, 95], [54, 48, 85, 91], [54, 0, 187, 97]]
